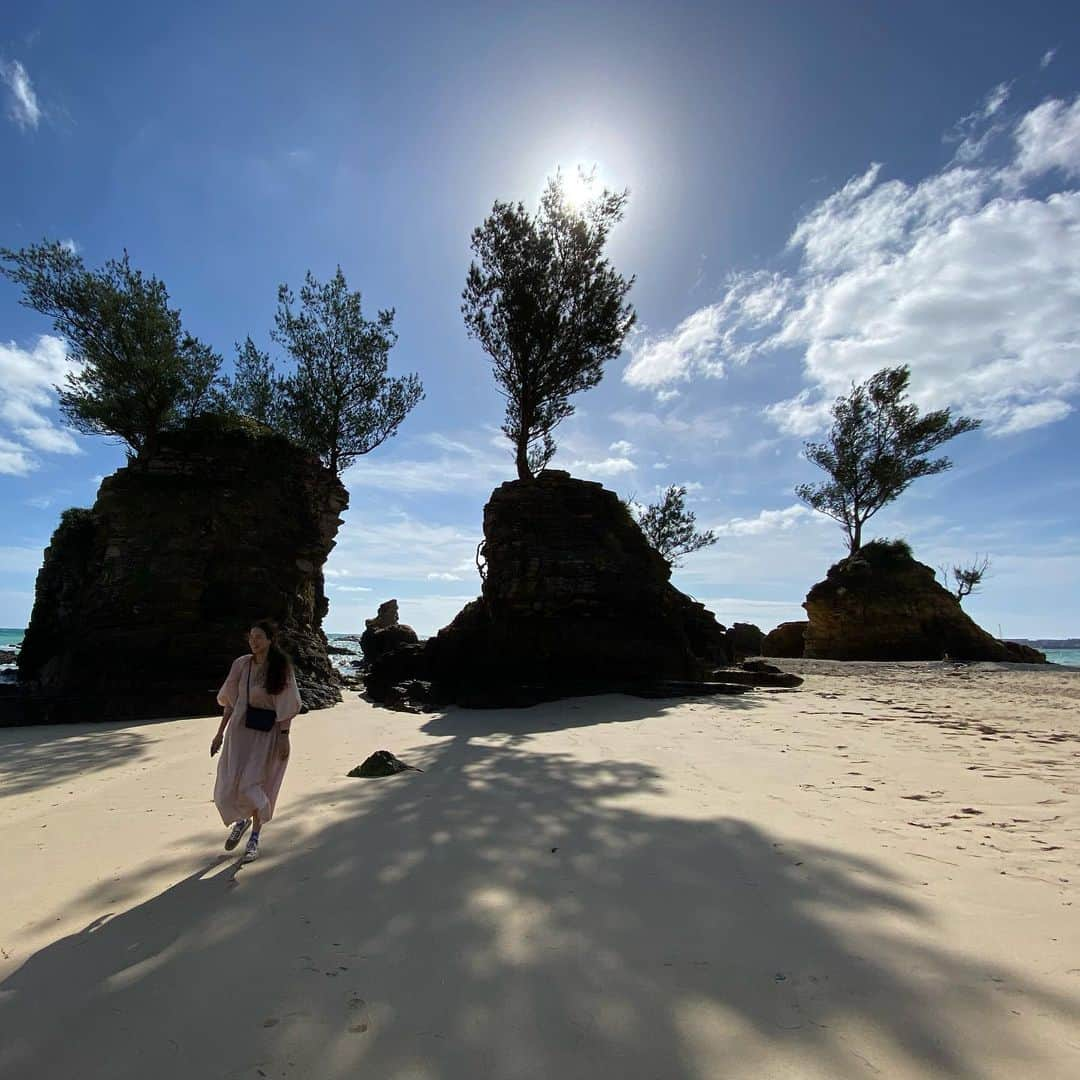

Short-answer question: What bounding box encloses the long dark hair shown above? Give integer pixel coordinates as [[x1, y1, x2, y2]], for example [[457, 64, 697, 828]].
[[250, 618, 292, 695]]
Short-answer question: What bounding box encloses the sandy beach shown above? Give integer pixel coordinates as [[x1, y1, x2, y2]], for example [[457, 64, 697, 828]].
[[1, 661, 1078, 1079]]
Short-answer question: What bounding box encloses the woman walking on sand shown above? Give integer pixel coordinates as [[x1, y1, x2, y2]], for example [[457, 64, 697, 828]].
[[210, 619, 302, 863]]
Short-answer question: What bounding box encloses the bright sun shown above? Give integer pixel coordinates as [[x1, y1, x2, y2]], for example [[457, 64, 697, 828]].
[[561, 166, 598, 211]]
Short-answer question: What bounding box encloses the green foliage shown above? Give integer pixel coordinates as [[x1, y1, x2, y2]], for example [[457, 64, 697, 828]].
[[631, 485, 717, 568], [857, 537, 914, 566], [795, 365, 981, 554], [219, 336, 288, 428], [55, 506, 95, 538], [462, 170, 636, 480], [270, 267, 424, 474], [0, 241, 223, 457]]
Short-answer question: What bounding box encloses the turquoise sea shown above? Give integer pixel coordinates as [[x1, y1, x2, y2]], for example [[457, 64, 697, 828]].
[[1043, 649, 1080, 666], [2, 629, 1078, 668]]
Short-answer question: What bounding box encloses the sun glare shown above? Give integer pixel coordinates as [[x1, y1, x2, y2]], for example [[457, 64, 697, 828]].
[[561, 165, 599, 211]]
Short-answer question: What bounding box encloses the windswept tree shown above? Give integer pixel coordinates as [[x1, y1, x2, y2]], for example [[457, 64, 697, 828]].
[[940, 554, 991, 603], [271, 267, 424, 474], [632, 485, 717, 568], [795, 365, 981, 554], [0, 241, 222, 458], [462, 171, 636, 480]]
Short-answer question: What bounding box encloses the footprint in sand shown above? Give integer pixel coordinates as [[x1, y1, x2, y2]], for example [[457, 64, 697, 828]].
[[347, 993, 369, 1034]]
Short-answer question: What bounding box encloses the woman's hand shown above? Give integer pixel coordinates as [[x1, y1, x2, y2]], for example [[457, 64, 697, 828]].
[[278, 732, 290, 761], [210, 733, 223, 757]]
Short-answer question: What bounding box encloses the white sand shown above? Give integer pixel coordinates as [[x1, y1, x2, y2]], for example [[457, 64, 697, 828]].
[[1, 661, 1078, 1079]]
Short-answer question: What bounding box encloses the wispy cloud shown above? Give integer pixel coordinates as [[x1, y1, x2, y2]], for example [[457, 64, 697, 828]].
[[0, 336, 83, 474], [709, 504, 815, 537], [622, 87, 1080, 440], [327, 510, 480, 584], [1040, 48, 1057, 70], [944, 81, 1011, 163], [623, 273, 791, 391], [341, 429, 509, 493], [1, 59, 41, 130]]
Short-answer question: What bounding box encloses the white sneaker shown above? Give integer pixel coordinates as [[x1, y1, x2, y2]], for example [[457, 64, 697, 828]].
[[242, 836, 260, 863]]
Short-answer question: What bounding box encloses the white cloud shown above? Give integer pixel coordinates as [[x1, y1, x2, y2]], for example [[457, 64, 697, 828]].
[[334, 584, 373, 592], [569, 456, 636, 478], [1, 59, 41, 130], [0, 336, 83, 472], [710, 504, 814, 537], [608, 439, 634, 455], [945, 82, 1011, 163], [342, 430, 509, 493], [991, 399, 1072, 435], [426, 571, 462, 581], [328, 510, 480, 584], [623, 272, 791, 391], [1014, 96, 1080, 179], [0, 436, 35, 477], [624, 89, 1080, 440], [1040, 48, 1057, 70], [60, 238, 79, 254]]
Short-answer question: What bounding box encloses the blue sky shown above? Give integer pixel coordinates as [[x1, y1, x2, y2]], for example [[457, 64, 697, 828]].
[[2, 1, 1079, 638]]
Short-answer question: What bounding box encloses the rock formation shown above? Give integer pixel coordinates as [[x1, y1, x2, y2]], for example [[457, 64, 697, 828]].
[[762, 621, 808, 658], [360, 599, 419, 661], [724, 622, 765, 659], [16, 414, 349, 723], [802, 541, 1046, 663], [366, 470, 735, 708]]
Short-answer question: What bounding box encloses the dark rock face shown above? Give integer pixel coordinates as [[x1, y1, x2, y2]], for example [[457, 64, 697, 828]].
[[802, 542, 1046, 663], [366, 471, 734, 709], [347, 750, 422, 778], [16, 415, 349, 723], [762, 621, 808, 658], [1001, 640, 1049, 664], [359, 600, 419, 660], [725, 622, 765, 660]]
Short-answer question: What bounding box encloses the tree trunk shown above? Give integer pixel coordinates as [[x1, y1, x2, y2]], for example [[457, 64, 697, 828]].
[[850, 518, 862, 554], [515, 435, 532, 481]]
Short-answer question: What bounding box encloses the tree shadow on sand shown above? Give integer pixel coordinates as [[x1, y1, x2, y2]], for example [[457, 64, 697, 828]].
[[0, 724, 152, 798], [2, 728, 1078, 1079], [418, 689, 767, 739]]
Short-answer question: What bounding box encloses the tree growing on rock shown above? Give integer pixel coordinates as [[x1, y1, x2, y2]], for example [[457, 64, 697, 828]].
[[271, 267, 424, 474], [0, 241, 223, 458], [221, 336, 288, 428], [462, 170, 636, 479], [940, 554, 991, 603], [795, 365, 980, 554], [630, 485, 717, 568]]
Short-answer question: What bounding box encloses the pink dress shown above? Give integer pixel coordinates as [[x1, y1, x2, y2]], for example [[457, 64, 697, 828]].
[[213, 654, 302, 825]]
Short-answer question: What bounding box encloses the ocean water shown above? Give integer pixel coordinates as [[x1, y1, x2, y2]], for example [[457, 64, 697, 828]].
[[3, 629, 1078, 669], [1043, 649, 1080, 666]]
